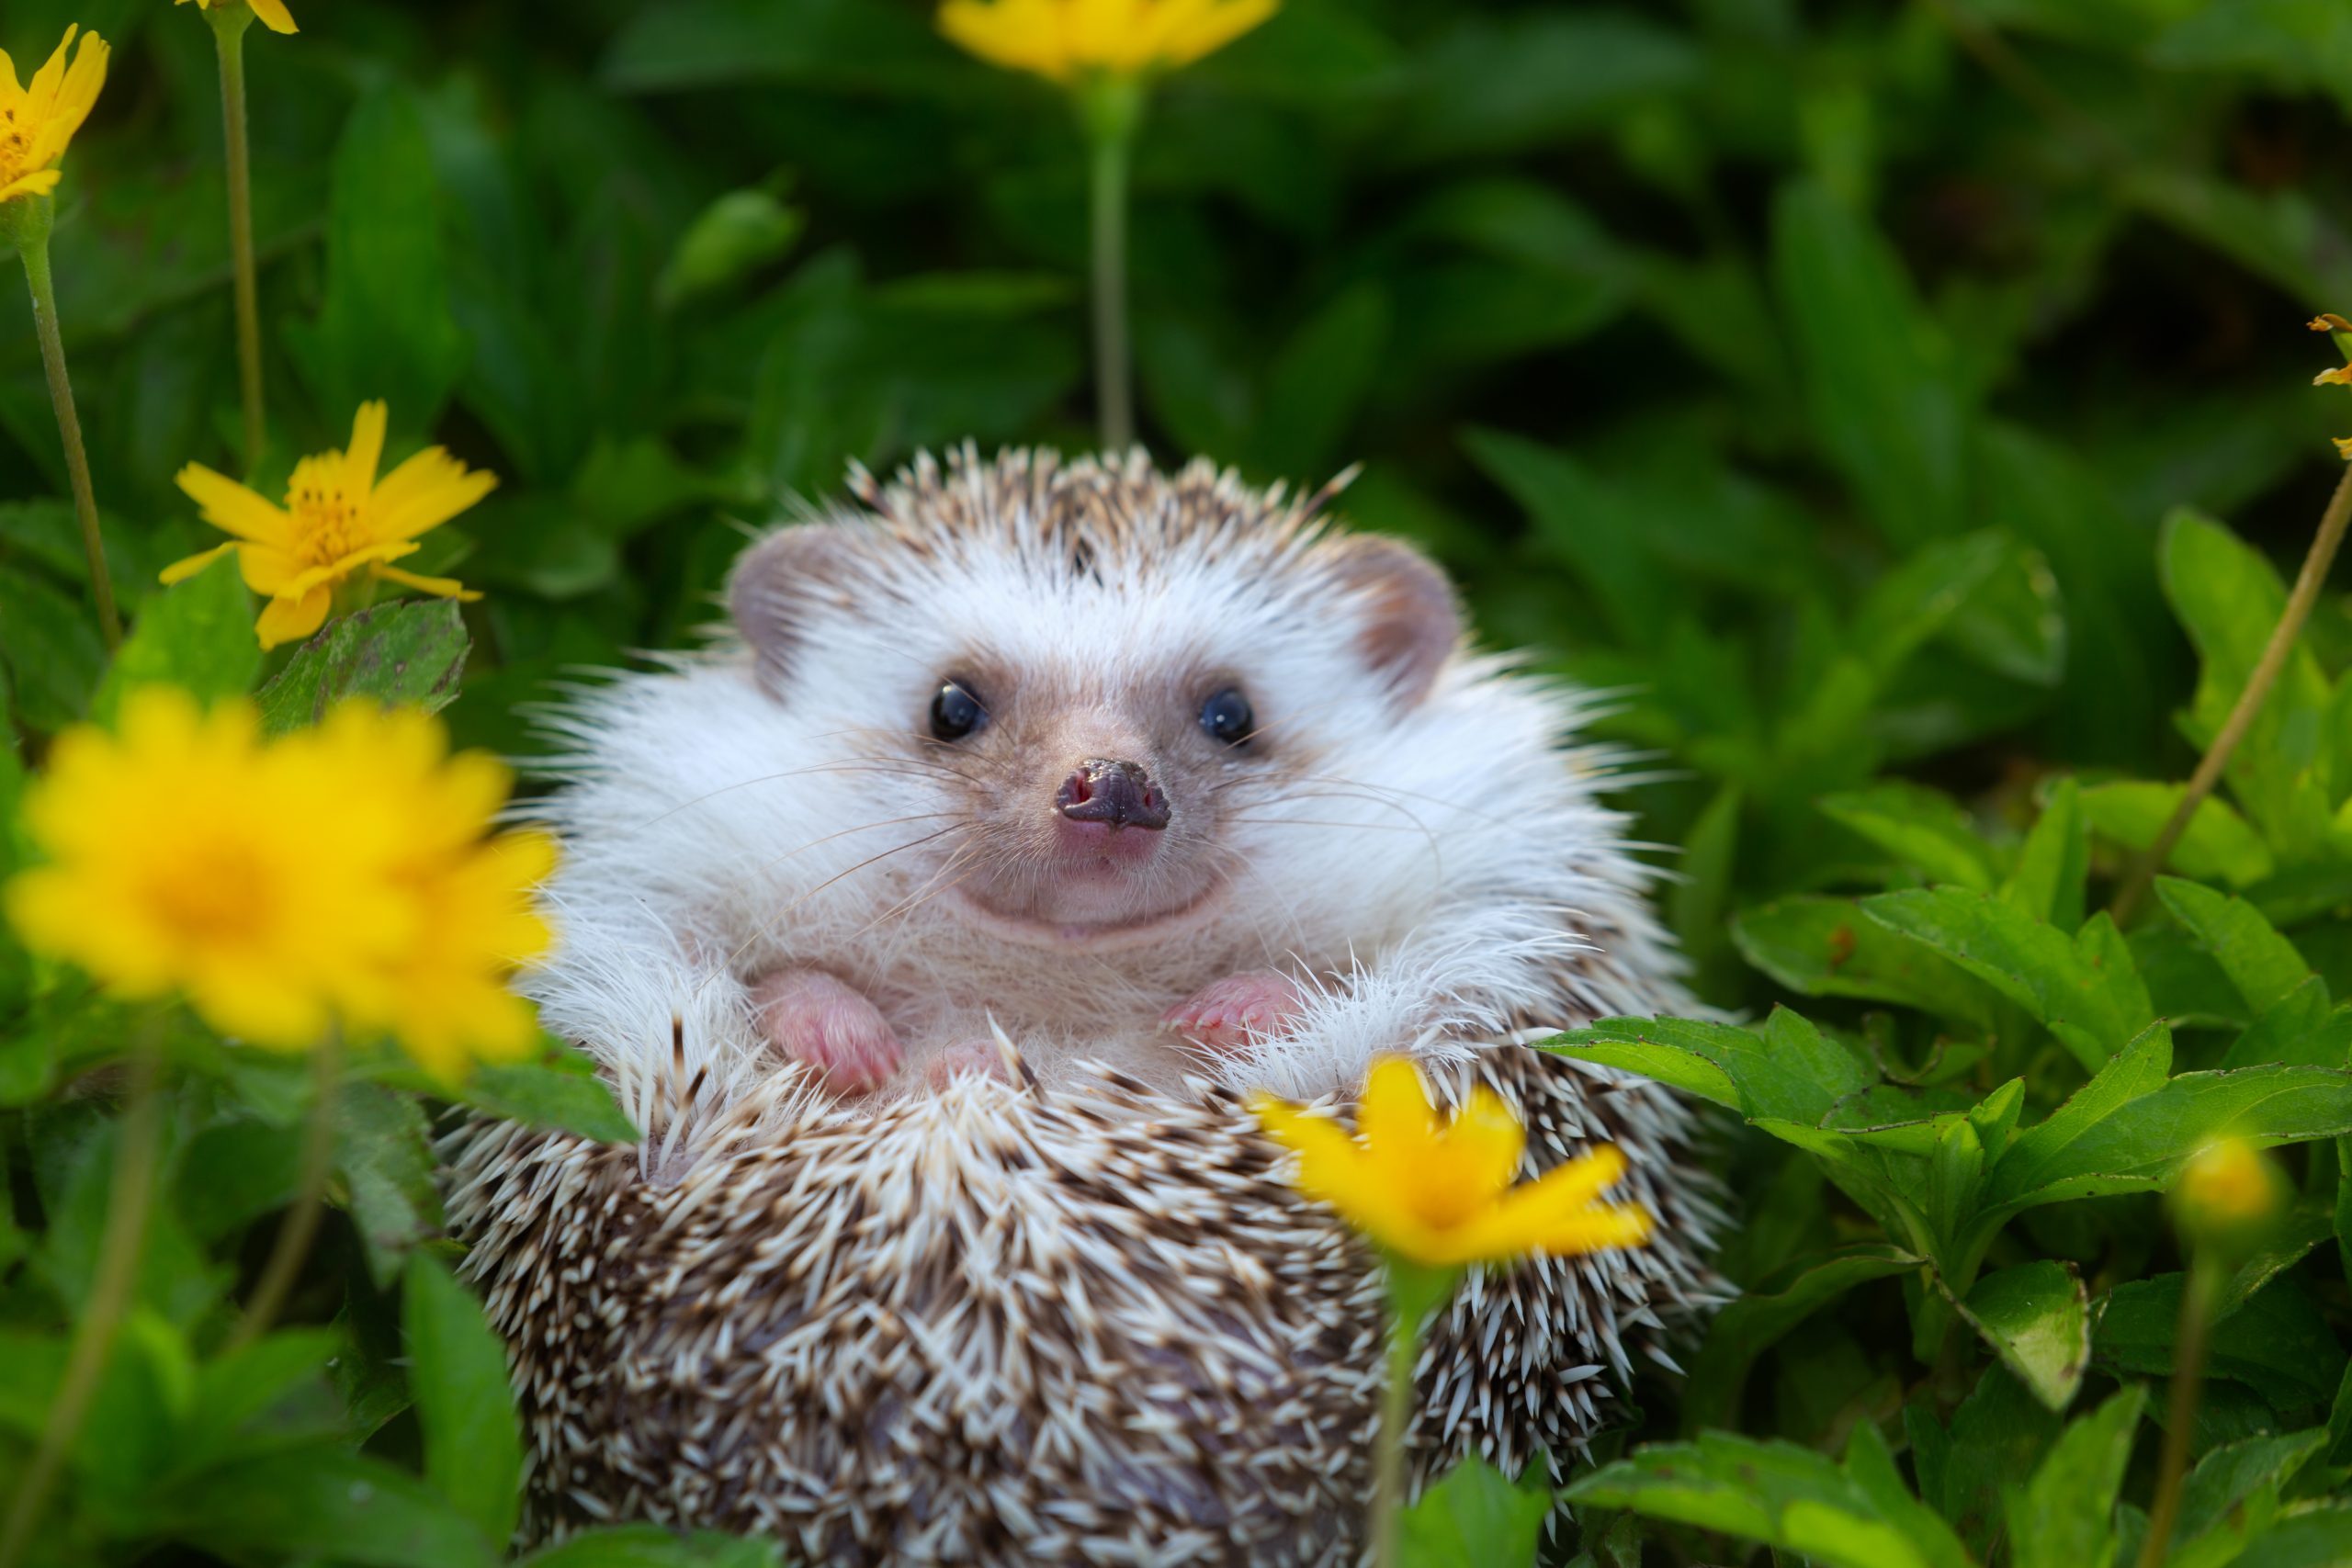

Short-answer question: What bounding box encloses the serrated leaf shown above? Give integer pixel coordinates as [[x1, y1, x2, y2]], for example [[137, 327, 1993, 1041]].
[[89, 553, 259, 726], [1818, 782, 1999, 890], [2082, 784, 2274, 886], [1951, 1261, 2091, 1412], [1733, 896, 1999, 1026], [2154, 877, 2316, 1015], [2005, 777, 2087, 931], [406, 1253, 524, 1546], [455, 1042, 639, 1143], [2007, 1386, 2146, 1568], [255, 601, 469, 734], [1547, 1009, 1874, 1125], [339, 1082, 445, 1286]]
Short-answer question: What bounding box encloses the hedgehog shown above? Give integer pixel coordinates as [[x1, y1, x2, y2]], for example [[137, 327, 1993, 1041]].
[[443, 446, 1724, 1562]]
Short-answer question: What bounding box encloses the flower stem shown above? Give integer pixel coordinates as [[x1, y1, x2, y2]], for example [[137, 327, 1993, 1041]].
[[15, 232, 121, 650], [1079, 75, 1143, 454], [2134, 1251, 2222, 1568], [208, 4, 267, 474], [225, 1025, 342, 1352], [0, 1032, 164, 1568], [1370, 1259, 1455, 1567], [2111, 462, 2352, 925]]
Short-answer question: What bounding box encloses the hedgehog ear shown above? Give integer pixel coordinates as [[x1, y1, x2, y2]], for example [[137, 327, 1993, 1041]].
[[1330, 536, 1461, 708], [730, 525, 855, 685]]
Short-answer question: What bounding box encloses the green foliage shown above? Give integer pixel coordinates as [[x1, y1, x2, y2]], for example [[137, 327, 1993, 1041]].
[[7, 0, 2352, 1562]]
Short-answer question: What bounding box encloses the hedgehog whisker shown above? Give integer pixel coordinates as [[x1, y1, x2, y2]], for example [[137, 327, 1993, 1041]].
[[636, 759, 970, 827], [709, 823, 973, 978]]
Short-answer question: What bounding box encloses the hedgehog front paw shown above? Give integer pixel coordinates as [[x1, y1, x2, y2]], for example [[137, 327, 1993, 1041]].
[[1160, 971, 1307, 1055], [751, 968, 904, 1094], [923, 1037, 1012, 1091]]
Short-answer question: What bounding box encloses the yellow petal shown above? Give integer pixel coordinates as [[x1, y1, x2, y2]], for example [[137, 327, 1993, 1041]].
[[370, 563, 482, 601], [1158, 0, 1275, 68], [344, 400, 388, 494], [159, 541, 239, 586], [277, 540, 418, 603], [255, 588, 332, 649], [369, 449, 498, 541], [0, 170, 62, 206], [236, 544, 304, 597], [175, 462, 291, 545], [2315, 367, 2352, 387], [1248, 1092, 1370, 1201], [2336, 436, 2352, 460], [248, 0, 300, 33], [1356, 1055, 1437, 1162]]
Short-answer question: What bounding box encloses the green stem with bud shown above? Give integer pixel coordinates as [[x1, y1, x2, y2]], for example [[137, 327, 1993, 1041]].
[[6, 202, 122, 650], [1078, 74, 1144, 454], [2134, 1251, 2222, 1568], [205, 2, 267, 474]]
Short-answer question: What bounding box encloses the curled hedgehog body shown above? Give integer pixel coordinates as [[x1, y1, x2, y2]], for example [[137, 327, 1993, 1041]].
[[446, 447, 1724, 1562]]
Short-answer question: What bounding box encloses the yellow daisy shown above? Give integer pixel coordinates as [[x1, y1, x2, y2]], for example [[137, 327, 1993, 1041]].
[[163, 401, 496, 649], [0, 25, 109, 208], [939, 0, 1276, 84], [175, 0, 299, 36], [1250, 1056, 1653, 1269], [3, 689, 414, 1045]]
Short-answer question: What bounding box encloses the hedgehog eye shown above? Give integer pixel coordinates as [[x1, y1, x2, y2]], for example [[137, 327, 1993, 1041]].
[[929, 680, 988, 742], [1198, 687, 1256, 747]]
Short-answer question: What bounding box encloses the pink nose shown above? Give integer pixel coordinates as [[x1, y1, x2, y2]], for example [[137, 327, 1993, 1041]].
[[1056, 759, 1170, 831]]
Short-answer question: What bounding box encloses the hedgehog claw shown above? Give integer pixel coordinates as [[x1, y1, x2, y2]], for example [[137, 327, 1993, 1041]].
[[751, 968, 903, 1094], [1160, 971, 1307, 1055]]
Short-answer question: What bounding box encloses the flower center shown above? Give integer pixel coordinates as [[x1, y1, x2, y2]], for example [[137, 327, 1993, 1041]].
[[0, 107, 27, 186], [147, 840, 276, 946], [288, 479, 368, 567]]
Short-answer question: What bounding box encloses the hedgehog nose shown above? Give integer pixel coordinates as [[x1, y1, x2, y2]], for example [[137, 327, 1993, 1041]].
[[1057, 759, 1170, 831]]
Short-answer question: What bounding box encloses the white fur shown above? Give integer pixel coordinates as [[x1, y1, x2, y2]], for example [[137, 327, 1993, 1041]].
[[522, 453, 1689, 1161]]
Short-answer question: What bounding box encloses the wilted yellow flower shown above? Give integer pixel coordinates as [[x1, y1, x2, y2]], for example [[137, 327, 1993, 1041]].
[[2312, 315, 2352, 459], [163, 401, 496, 649], [4, 688, 557, 1077], [0, 26, 108, 208], [1250, 1056, 1653, 1269], [175, 0, 298, 36], [939, 0, 1276, 84]]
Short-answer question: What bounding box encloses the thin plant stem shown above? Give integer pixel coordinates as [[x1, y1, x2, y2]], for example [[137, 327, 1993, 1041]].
[[2135, 1252, 2222, 1568], [0, 1032, 164, 1568], [1088, 130, 1134, 451], [1371, 1297, 1418, 1568], [2111, 462, 2352, 925], [209, 6, 266, 473], [224, 1025, 342, 1353], [16, 234, 121, 650]]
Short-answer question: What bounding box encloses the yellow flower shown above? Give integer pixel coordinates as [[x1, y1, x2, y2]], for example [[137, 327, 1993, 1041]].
[[4, 689, 412, 1044], [939, 0, 1276, 84], [175, 0, 298, 35], [1250, 1056, 1653, 1269], [4, 688, 559, 1077], [162, 401, 496, 649], [2174, 1138, 2283, 1238], [302, 702, 558, 1078], [0, 26, 108, 208]]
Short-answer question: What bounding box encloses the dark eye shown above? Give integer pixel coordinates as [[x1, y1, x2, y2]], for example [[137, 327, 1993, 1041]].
[[929, 680, 987, 742], [1198, 686, 1255, 747]]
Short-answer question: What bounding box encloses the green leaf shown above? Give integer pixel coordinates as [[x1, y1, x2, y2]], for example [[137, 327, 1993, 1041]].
[[1386, 11, 1700, 163], [1682, 1244, 1923, 1433], [1547, 1009, 1875, 1125], [2154, 877, 2316, 1015], [1398, 1456, 1551, 1567], [2082, 784, 2275, 886], [1564, 1426, 1973, 1568], [1926, 1364, 2064, 1558], [1951, 1261, 2091, 1413], [405, 1253, 524, 1547], [516, 1528, 786, 1567], [2005, 778, 2088, 931], [451, 1041, 639, 1143], [0, 567, 106, 731], [339, 1082, 446, 1286], [2168, 1428, 2326, 1568], [1733, 896, 1999, 1026], [1990, 1023, 2173, 1203], [1251, 282, 1391, 478], [1818, 783, 1999, 890], [147, 1448, 497, 1568], [1771, 180, 1968, 547], [285, 85, 470, 428], [656, 187, 806, 311], [1864, 889, 2153, 1071], [254, 601, 470, 734], [90, 553, 259, 726], [2007, 1386, 2147, 1568], [2098, 1273, 2346, 1410]]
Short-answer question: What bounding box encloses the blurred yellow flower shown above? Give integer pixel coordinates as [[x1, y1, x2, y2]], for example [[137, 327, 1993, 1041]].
[[0, 25, 108, 208], [939, 0, 1276, 84], [4, 688, 558, 1077], [1250, 1056, 1653, 1269], [162, 401, 496, 649], [2312, 314, 2352, 459], [176, 0, 298, 36], [2174, 1138, 2283, 1236]]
